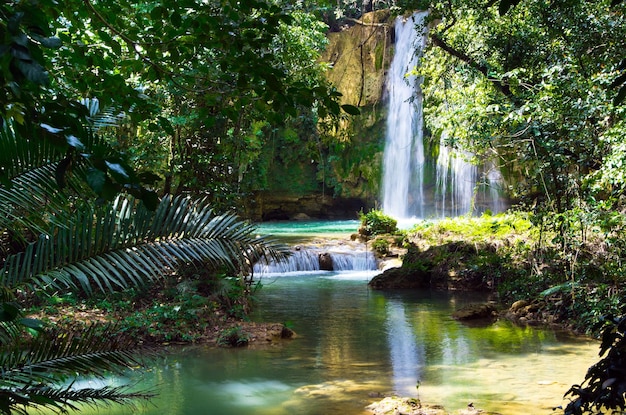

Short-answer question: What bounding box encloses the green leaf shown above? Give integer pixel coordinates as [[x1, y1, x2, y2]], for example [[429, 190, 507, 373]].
[[35, 35, 62, 49], [86, 168, 107, 193], [341, 104, 360, 115], [19, 317, 44, 330], [158, 116, 175, 136], [66, 135, 85, 150], [140, 189, 159, 211], [15, 59, 49, 85], [41, 123, 63, 134], [105, 161, 129, 180], [171, 11, 182, 27], [540, 282, 574, 297], [151, 5, 166, 20]]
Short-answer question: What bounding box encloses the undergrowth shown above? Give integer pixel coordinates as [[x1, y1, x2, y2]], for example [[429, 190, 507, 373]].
[[405, 211, 625, 336], [29, 265, 258, 344]]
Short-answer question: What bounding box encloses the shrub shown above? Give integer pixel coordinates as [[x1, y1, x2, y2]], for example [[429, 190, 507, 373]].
[[371, 237, 390, 256], [359, 209, 398, 236], [217, 326, 250, 347], [564, 316, 626, 415]]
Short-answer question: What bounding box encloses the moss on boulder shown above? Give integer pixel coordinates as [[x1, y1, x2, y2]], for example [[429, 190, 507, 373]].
[[369, 241, 503, 291]]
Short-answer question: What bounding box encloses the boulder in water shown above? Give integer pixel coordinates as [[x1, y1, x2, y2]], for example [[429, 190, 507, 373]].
[[452, 303, 498, 321], [368, 265, 431, 289], [319, 252, 334, 271]]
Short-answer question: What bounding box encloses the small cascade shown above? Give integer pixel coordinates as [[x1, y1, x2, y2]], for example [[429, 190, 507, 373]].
[[331, 249, 378, 271], [435, 144, 477, 217], [253, 247, 377, 274]]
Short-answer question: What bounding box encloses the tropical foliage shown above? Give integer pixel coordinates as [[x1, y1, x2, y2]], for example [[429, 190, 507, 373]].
[[359, 209, 398, 236], [1, 0, 626, 412], [1, 0, 300, 411], [0, 115, 289, 413], [564, 315, 626, 415]]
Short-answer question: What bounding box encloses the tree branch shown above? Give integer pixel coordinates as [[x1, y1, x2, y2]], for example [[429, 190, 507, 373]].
[[430, 33, 515, 100]]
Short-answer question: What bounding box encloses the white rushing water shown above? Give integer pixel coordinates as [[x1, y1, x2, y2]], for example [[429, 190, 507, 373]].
[[381, 13, 505, 219], [381, 12, 428, 219], [253, 246, 378, 274]]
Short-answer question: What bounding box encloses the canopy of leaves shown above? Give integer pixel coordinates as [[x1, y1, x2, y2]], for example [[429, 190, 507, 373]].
[[1, 0, 345, 208]]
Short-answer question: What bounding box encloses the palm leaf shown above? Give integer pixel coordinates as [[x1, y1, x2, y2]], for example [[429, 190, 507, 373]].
[[0, 324, 154, 415], [0, 194, 289, 294], [80, 97, 127, 130], [1, 384, 153, 415], [0, 122, 99, 234], [0, 122, 66, 181], [0, 324, 150, 385]]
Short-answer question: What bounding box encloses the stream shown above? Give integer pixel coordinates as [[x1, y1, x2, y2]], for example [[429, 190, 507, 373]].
[[72, 221, 599, 415]]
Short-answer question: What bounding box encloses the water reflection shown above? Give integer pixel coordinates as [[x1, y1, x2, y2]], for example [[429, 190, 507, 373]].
[[60, 272, 599, 415], [385, 299, 423, 393]]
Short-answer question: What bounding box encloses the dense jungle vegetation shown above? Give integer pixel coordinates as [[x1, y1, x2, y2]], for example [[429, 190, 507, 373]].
[[0, 0, 625, 413]]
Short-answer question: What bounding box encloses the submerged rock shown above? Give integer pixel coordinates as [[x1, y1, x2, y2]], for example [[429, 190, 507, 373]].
[[365, 397, 446, 415], [452, 303, 498, 321], [366, 397, 502, 415]]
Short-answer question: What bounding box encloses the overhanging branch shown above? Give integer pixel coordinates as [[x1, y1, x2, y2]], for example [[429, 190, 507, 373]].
[[430, 33, 515, 100]]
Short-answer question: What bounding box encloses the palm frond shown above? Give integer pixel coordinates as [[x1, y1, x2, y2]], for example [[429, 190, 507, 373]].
[[0, 324, 151, 387], [80, 98, 127, 130], [0, 122, 66, 181], [0, 121, 100, 234], [1, 383, 154, 415], [0, 162, 96, 233], [0, 194, 290, 294]]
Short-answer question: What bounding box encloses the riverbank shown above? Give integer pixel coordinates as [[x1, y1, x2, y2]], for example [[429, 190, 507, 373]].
[[368, 213, 622, 337], [28, 212, 601, 346], [24, 248, 602, 415], [26, 276, 296, 348]]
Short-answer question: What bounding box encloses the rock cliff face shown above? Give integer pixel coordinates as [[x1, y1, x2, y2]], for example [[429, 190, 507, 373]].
[[322, 10, 393, 108], [247, 194, 368, 221], [248, 11, 394, 221]]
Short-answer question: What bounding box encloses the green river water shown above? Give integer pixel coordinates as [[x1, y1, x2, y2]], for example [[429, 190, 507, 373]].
[[69, 221, 600, 415]]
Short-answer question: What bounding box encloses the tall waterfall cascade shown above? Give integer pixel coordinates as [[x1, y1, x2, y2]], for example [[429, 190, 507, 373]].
[[381, 12, 505, 219]]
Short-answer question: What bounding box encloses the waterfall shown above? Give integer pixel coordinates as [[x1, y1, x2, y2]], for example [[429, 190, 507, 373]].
[[381, 12, 506, 219], [381, 12, 428, 219], [435, 137, 477, 217], [253, 247, 377, 274], [486, 164, 505, 214]]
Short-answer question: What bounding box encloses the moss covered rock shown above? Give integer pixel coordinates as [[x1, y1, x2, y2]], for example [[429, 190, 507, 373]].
[[368, 242, 503, 291]]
